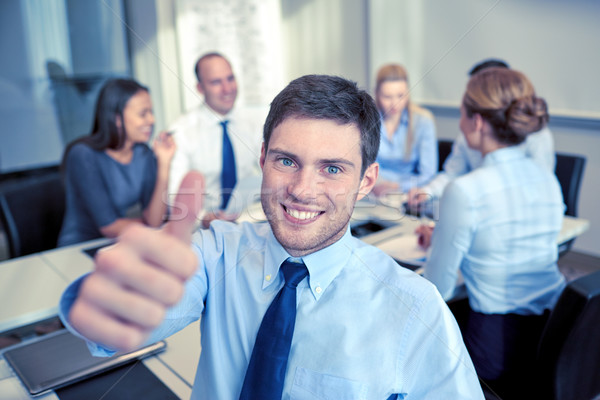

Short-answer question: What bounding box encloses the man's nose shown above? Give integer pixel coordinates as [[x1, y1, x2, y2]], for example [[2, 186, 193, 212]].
[[223, 80, 236, 94], [288, 169, 322, 201]]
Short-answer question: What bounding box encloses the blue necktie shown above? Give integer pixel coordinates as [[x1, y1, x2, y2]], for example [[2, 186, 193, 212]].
[[220, 120, 236, 209], [239, 259, 309, 399]]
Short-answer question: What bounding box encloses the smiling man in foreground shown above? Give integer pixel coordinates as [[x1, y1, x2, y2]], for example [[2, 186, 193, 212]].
[[60, 75, 484, 399]]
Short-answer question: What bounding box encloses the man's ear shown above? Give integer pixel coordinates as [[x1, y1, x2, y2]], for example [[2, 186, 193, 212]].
[[356, 162, 379, 201], [196, 82, 204, 95], [115, 114, 122, 129], [259, 142, 266, 169]]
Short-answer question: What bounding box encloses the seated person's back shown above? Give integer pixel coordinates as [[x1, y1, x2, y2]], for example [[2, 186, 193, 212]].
[[420, 67, 565, 399]]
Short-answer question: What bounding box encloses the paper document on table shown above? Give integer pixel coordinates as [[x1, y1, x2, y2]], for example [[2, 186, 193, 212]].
[[376, 233, 427, 263]]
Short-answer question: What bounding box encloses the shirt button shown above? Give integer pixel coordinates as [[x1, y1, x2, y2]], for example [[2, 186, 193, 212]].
[[316, 286, 322, 294], [265, 275, 271, 281]]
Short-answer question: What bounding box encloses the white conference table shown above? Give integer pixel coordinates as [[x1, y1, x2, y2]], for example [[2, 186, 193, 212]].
[[0, 203, 591, 399], [41, 239, 202, 395], [0, 254, 67, 335], [241, 199, 591, 265], [350, 200, 591, 270], [0, 237, 110, 334]]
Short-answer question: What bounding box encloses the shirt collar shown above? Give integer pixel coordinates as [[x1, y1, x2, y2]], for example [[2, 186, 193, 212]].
[[378, 109, 408, 124], [379, 109, 409, 136], [200, 102, 235, 123], [263, 226, 354, 301], [482, 145, 526, 167]]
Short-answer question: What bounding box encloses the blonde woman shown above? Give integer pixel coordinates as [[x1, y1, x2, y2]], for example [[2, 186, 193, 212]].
[[373, 64, 437, 196], [419, 68, 565, 398]]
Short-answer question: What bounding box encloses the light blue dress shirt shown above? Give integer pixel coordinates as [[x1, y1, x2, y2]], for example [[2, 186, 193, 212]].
[[424, 126, 555, 199], [60, 222, 484, 399], [424, 146, 566, 315], [377, 108, 438, 192]]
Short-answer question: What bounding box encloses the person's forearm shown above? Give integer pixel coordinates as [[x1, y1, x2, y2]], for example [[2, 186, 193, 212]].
[[421, 172, 451, 199]]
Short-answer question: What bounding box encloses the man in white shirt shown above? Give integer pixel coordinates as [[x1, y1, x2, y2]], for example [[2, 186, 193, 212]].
[[168, 52, 263, 227]]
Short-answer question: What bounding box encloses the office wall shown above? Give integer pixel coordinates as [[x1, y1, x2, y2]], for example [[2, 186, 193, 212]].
[[0, 0, 131, 172], [369, 0, 600, 119], [280, 0, 370, 87], [125, 0, 172, 133], [176, 0, 284, 111], [0, 0, 63, 172], [66, 0, 130, 76]]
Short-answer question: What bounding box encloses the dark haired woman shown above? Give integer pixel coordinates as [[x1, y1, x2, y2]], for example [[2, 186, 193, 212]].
[[418, 68, 565, 398], [58, 78, 175, 246]]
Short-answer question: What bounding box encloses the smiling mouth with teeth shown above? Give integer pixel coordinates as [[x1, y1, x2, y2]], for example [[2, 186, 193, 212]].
[[284, 205, 322, 221]]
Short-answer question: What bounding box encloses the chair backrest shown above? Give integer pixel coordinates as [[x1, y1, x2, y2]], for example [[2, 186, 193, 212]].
[[537, 270, 600, 400], [554, 152, 586, 217], [437, 139, 453, 172], [0, 171, 65, 258]]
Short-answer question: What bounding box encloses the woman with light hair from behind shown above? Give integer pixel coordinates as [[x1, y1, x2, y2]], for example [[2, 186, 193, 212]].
[[418, 67, 565, 399]]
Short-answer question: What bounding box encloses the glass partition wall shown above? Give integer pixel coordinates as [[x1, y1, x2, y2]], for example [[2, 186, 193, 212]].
[[0, 0, 131, 173]]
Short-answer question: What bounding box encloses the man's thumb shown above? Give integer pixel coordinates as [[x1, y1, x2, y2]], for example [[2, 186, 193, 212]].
[[166, 171, 205, 243]]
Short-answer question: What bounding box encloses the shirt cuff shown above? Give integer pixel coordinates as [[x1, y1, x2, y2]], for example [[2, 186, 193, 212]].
[[59, 274, 117, 357], [421, 175, 449, 199]]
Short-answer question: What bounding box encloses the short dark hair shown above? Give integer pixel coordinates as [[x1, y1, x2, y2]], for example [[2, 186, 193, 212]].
[[263, 75, 380, 176], [468, 58, 509, 76], [194, 52, 229, 83]]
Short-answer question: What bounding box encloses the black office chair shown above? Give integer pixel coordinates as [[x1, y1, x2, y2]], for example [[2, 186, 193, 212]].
[[437, 138, 454, 172], [555, 152, 586, 218], [404, 138, 453, 218], [554, 153, 586, 257], [536, 270, 600, 400], [0, 171, 65, 258]]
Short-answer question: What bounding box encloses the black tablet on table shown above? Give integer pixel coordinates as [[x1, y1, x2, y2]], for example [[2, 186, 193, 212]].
[[3, 329, 166, 397]]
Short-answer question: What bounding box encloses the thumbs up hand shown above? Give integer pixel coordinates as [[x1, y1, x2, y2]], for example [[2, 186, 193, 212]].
[[70, 172, 205, 351]]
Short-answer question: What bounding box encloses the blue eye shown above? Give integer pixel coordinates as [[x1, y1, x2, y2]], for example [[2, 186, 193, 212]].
[[326, 165, 340, 174], [281, 158, 293, 167]]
